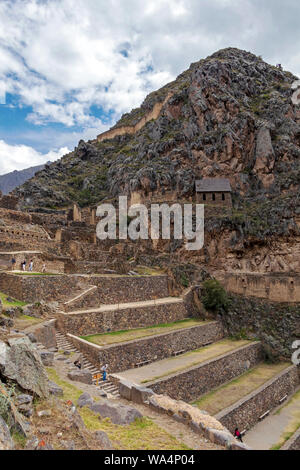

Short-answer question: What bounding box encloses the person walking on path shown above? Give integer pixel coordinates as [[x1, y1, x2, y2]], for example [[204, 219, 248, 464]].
[[11, 257, 16, 271], [21, 260, 26, 271], [74, 360, 82, 370], [234, 428, 243, 443], [42, 263, 46, 273], [29, 260, 34, 272], [101, 364, 108, 381]]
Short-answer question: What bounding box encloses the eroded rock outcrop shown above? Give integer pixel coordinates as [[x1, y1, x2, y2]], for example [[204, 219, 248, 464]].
[[0, 336, 50, 398]]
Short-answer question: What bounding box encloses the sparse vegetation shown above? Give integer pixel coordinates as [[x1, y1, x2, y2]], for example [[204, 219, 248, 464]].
[[202, 279, 230, 312]]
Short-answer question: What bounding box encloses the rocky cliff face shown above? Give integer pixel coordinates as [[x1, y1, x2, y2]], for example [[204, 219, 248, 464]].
[[14, 47, 300, 273]]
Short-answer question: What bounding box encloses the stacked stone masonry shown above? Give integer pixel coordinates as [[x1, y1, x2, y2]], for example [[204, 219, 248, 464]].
[[64, 275, 170, 310], [58, 300, 188, 336], [148, 342, 263, 402], [216, 365, 300, 434], [67, 321, 224, 373]]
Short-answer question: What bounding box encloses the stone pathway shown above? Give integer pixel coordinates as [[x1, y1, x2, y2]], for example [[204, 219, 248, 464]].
[[67, 296, 184, 315], [244, 388, 300, 450], [117, 339, 252, 385]]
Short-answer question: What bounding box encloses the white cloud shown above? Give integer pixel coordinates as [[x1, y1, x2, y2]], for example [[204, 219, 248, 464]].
[[0, 140, 69, 175], [0, 0, 299, 144], [1, 0, 298, 131]]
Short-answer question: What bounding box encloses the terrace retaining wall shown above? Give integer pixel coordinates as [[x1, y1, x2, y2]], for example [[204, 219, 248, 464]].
[[216, 365, 300, 434], [66, 321, 224, 373], [147, 342, 263, 402]]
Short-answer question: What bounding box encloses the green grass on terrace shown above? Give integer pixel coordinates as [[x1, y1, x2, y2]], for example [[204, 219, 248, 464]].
[[81, 319, 205, 346], [0, 292, 26, 308]]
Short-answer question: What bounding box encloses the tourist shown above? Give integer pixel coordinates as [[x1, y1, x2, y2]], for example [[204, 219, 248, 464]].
[[101, 364, 108, 381], [74, 360, 82, 369], [234, 428, 243, 442], [29, 260, 34, 272], [11, 257, 16, 271], [42, 263, 46, 273], [21, 260, 26, 271]]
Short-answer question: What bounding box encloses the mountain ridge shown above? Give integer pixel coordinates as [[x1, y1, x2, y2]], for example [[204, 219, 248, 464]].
[[0, 162, 50, 195]]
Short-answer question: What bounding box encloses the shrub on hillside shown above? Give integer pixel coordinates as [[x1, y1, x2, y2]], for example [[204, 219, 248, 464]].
[[202, 279, 230, 313]]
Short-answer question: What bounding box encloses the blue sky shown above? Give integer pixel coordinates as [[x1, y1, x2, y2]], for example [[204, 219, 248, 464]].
[[0, 0, 300, 175]]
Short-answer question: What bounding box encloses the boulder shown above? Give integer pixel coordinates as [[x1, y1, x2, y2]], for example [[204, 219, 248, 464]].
[[77, 393, 94, 408], [68, 370, 93, 385], [48, 381, 63, 397], [40, 350, 54, 367], [94, 430, 113, 450], [0, 337, 49, 398], [0, 416, 14, 450], [18, 403, 34, 418], [0, 316, 14, 328], [27, 333, 37, 343], [89, 400, 142, 425], [16, 394, 33, 406]]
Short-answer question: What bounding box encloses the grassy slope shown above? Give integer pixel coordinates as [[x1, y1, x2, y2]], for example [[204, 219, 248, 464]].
[[46, 369, 190, 450]]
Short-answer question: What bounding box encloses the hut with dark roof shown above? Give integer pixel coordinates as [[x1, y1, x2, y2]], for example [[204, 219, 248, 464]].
[[195, 178, 232, 207]]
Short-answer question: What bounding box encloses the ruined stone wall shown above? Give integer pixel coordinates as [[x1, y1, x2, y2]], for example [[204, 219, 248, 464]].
[[67, 321, 224, 373], [223, 272, 300, 302], [57, 301, 188, 336], [0, 194, 19, 210], [97, 94, 172, 143], [0, 208, 32, 224], [148, 342, 263, 402], [24, 320, 57, 349], [64, 275, 170, 310], [216, 366, 300, 434]]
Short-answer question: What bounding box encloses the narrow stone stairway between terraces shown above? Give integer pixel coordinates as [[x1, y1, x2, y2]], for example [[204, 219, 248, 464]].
[[55, 331, 120, 398]]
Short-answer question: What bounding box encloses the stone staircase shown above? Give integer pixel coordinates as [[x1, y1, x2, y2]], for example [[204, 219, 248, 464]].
[[55, 331, 120, 398]]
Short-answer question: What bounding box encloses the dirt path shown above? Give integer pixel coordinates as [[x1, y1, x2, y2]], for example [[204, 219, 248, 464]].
[[116, 397, 222, 451], [69, 296, 183, 315], [244, 388, 300, 450], [50, 356, 222, 450]]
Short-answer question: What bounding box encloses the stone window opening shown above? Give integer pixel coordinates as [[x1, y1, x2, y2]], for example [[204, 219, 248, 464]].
[[203, 194, 206, 201], [212, 193, 216, 201], [222, 193, 225, 201]]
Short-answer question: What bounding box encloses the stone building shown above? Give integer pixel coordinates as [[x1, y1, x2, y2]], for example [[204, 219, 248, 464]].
[[195, 178, 232, 207]]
